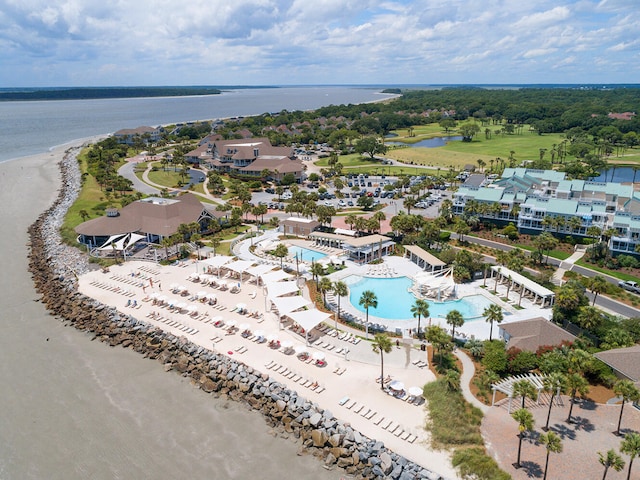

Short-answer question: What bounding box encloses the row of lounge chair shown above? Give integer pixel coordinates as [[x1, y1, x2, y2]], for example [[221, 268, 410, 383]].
[[146, 312, 199, 335], [337, 396, 418, 443], [138, 265, 161, 276], [90, 280, 135, 297], [264, 361, 325, 393], [110, 274, 148, 287]]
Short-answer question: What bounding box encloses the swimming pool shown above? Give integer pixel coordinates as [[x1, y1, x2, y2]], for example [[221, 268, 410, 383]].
[[287, 245, 327, 262], [345, 275, 494, 321]]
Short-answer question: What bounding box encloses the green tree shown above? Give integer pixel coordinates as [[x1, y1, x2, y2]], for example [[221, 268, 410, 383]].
[[319, 276, 333, 307], [332, 281, 348, 328], [439, 118, 457, 133], [459, 123, 481, 142], [446, 309, 464, 341], [273, 243, 288, 269], [588, 275, 608, 306], [621, 433, 640, 480], [576, 305, 604, 331], [79, 209, 90, 222], [543, 372, 567, 431], [310, 262, 324, 287], [539, 431, 563, 480], [359, 290, 378, 339], [599, 449, 625, 480], [425, 325, 453, 367], [513, 379, 538, 409], [483, 304, 503, 341], [444, 370, 461, 392], [511, 408, 534, 469], [372, 333, 393, 390], [410, 298, 430, 336], [566, 372, 590, 424], [614, 380, 640, 436], [355, 136, 387, 159]]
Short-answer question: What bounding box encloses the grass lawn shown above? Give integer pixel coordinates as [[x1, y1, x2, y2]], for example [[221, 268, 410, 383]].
[[316, 153, 380, 168], [575, 259, 640, 282], [515, 244, 572, 260], [147, 168, 186, 188]]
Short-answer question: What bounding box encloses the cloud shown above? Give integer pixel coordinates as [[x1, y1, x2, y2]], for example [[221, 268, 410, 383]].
[[0, 0, 638, 86]]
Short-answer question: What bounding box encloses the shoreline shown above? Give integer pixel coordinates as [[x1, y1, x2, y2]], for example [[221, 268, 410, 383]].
[[25, 142, 451, 479]]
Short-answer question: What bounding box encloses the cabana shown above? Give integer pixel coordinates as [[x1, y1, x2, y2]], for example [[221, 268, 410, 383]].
[[404, 245, 446, 272], [201, 255, 233, 276], [270, 296, 311, 317], [245, 264, 274, 285], [490, 266, 555, 307], [261, 270, 292, 284], [287, 309, 333, 345], [265, 281, 300, 298], [224, 259, 255, 282]]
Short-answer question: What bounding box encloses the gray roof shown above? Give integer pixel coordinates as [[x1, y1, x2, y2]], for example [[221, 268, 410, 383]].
[[595, 345, 640, 382], [500, 317, 576, 352]]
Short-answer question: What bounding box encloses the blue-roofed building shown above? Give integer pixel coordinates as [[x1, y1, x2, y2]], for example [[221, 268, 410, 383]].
[[451, 168, 640, 255]]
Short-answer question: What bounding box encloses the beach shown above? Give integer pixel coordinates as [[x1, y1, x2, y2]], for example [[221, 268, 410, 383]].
[[0, 144, 342, 480]]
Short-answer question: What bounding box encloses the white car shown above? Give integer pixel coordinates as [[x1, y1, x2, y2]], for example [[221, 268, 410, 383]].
[[338, 200, 346, 207]]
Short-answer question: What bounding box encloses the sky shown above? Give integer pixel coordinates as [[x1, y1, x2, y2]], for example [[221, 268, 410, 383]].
[[0, 0, 638, 87]]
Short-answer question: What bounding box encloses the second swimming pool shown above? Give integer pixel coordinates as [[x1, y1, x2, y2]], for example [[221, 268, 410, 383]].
[[287, 245, 327, 262], [345, 275, 494, 321]]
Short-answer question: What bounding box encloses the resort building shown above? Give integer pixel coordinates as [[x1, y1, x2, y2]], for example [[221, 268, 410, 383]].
[[309, 232, 395, 264], [113, 126, 163, 145], [452, 168, 640, 255], [595, 345, 640, 388], [75, 193, 227, 249], [499, 317, 577, 352], [280, 217, 321, 237], [206, 138, 304, 182]]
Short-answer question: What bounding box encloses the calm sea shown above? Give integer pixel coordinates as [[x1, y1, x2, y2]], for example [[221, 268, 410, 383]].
[[0, 86, 391, 163], [0, 86, 388, 479]]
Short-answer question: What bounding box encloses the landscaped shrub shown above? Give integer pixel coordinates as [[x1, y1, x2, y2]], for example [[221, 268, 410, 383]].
[[482, 340, 507, 376], [507, 349, 538, 375], [451, 447, 511, 480]]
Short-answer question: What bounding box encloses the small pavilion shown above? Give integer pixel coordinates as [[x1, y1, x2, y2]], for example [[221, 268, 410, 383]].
[[403, 245, 446, 272], [490, 266, 555, 307]]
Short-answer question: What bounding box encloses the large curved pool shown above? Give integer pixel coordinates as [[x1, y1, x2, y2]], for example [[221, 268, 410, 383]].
[[346, 275, 493, 321]]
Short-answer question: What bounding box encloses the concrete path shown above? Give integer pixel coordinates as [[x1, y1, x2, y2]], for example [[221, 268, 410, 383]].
[[454, 349, 489, 413], [118, 160, 161, 195]]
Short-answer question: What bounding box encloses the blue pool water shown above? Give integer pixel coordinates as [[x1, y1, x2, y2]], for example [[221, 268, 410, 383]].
[[288, 245, 327, 262], [346, 275, 494, 320]]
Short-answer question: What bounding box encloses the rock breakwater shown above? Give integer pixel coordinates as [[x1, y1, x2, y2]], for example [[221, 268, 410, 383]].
[[26, 147, 446, 480]]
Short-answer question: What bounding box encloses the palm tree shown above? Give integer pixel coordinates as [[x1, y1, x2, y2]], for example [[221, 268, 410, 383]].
[[443, 370, 461, 392], [372, 333, 393, 390], [589, 275, 608, 306], [273, 243, 288, 269], [359, 290, 378, 339], [513, 379, 538, 409], [483, 304, 503, 341], [372, 210, 386, 233], [542, 372, 567, 430], [511, 408, 534, 469], [410, 299, 429, 337], [566, 372, 590, 424], [614, 380, 640, 436], [310, 262, 324, 287], [331, 281, 348, 329], [445, 309, 464, 341], [539, 431, 563, 480], [621, 433, 640, 480], [599, 449, 625, 480], [319, 277, 333, 307]]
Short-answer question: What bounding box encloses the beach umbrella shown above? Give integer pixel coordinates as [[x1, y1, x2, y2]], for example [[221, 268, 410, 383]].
[[239, 323, 250, 331], [226, 319, 237, 328], [408, 386, 423, 397], [205, 293, 217, 302], [150, 292, 160, 300], [157, 295, 168, 304], [196, 290, 207, 299], [178, 285, 188, 293], [169, 283, 179, 291], [254, 329, 265, 338], [236, 303, 247, 310], [266, 333, 279, 342], [186, 305, 198, 314], [175, 302, 187, 311], [294, 345, 308, 354], [389, 380, 405, 391], [311, 351, 325, 361], [281, 340, 293, 349]]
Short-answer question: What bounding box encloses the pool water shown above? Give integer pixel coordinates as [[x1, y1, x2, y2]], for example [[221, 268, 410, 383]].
[[287, 245, 327, 262], [346, 275, 494, 320]]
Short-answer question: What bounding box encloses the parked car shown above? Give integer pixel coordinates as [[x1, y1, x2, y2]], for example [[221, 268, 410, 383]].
[[338, 200, 346, 207], [347, 200, 354, 206], [618, 280, 640, 293]]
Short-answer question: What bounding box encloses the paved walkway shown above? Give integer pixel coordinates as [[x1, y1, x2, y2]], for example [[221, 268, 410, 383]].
[[454, 350, 489, 413], [551, 248, 586, 286]]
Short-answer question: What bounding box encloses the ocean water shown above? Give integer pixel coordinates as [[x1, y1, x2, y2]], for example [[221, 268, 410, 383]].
[[0, 87, 387, 479]]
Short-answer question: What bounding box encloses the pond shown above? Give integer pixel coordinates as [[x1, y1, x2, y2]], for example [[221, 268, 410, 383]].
[[387, 135, 463, 148], [591, 166, 639, 183]]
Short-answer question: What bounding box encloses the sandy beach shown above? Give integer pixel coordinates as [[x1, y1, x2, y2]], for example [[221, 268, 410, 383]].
[[0, 145, 342, 480]]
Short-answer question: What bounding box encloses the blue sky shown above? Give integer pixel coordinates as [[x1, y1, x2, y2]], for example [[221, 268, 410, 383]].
[[0, 0, 638, 87]]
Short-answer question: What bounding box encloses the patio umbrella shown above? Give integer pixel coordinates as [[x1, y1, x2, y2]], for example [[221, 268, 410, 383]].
[[312, 351, 325, 361], [150, 292, 160, 300], [389, 380, 405, 391], [186, 305, 198, 314], [254, 329, 265, 338], [294, 345, 308, 354], [157, 295, 168, 304], [266, 334, 279, 342], [226, 319, 237, 328], [175, 302, 187, 311], [239, 323, 250, 331], [217, 280, 227, 289], [196, 291, 208, 299], [236, 303, 247, 311], [205, 293, 217, 302], [408, 386, 423, 397], [169, 283, 179, 291], [281, 340, 293, 349], [178, 285, 188, 293]]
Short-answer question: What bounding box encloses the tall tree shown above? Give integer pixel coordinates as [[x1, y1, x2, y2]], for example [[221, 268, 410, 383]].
[[445, 309, 464, 341], [511, 408, 534, 469], [371, 333, 393, 390], [566, 372, 590, 424], [359, 290, 378, 339], [513, 379, 538, 409], [543, 372, 567, 431], [319, 276, 333, 307], [410, 298, 430, 335], [599, 449, 625, 480], [539, 431, 563, 480], [483, 304, 503, 341], [588, 275, 608, 306], [621, 433, 640, 480], [273, 243, 288, 269], [614, 380, 640, 436], [331, 281, 348, 329]]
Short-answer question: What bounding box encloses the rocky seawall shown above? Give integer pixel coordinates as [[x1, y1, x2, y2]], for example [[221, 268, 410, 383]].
[[27, 148, 446, 480]]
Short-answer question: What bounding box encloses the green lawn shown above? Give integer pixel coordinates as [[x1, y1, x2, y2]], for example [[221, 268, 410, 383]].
[[575, 259, 640, 282], [515, 244, 572, 260], [315, 153, 380, 168]]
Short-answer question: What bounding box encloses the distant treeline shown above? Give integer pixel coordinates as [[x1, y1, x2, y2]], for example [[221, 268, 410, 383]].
[[0, 86, 234, 101]]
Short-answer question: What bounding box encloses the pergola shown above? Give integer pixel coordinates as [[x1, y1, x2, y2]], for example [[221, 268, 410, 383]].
[[490, 266, 555, 307], [491, 373, 546, 412]]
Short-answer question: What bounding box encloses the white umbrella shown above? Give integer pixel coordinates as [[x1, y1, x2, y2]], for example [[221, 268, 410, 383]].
[[186, 305, 198, 313], [196, 290, 208, 299], [408, 386, 423, 397], [150, 292, 161, 299], [236, 303, 247, 310], [157, 295, 168, 304], [226, 319, 237, 328], [178, 285, 188, 293], [217, 280, 227, 288], [312, 351, 325, 361], [205, 293, 217, 302], [175, 302, 187, 311], [389, 380, 405, 391], [266, 334, 279, 342], [169, 283, 179, 291], [239, 323, 250, 331], [294, 345, 308, 354], [281, 340, 293, 349], [254, 330, 265, 338]]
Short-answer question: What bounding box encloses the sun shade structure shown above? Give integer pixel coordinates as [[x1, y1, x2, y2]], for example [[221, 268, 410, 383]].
[[201, 255, 233, 270], [269, 296, 311, 316], [265, 281, 299, 298], [224, 259, 255, 282], [491, 373, 545, 412], [286, 309, 332, 345], [261, 270, 292, 283], [490, 266, 555, 307], [245, 264, 274, 284]]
